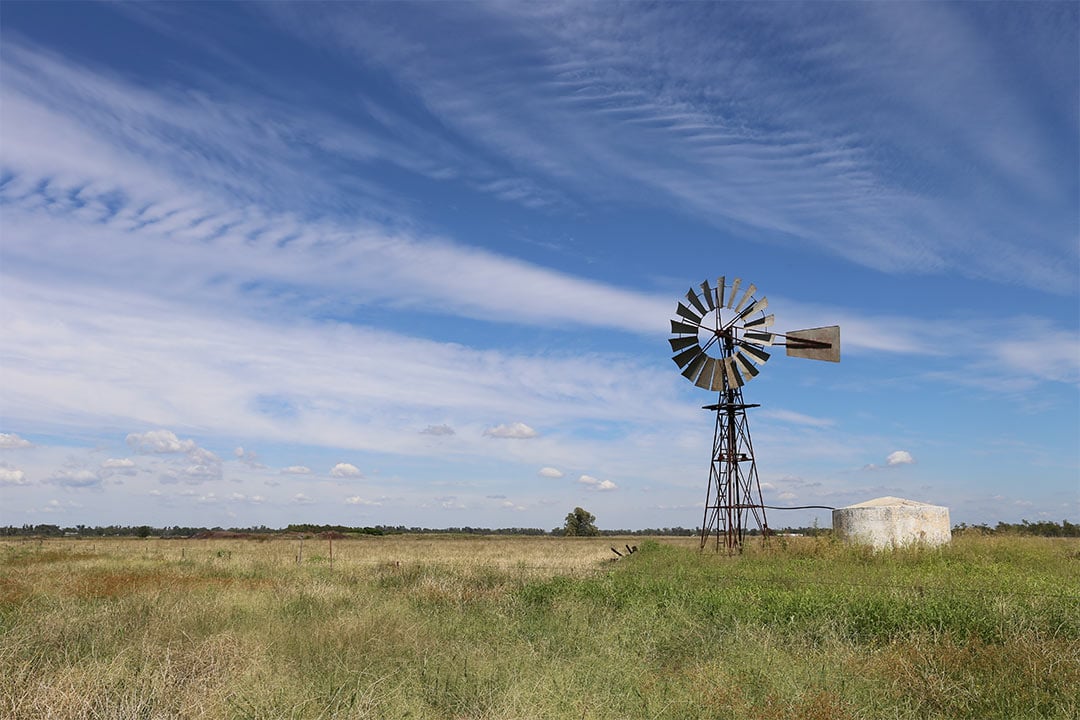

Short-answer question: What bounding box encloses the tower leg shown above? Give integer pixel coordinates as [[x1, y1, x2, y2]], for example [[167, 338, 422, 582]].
[[699, 387, 769, 553]]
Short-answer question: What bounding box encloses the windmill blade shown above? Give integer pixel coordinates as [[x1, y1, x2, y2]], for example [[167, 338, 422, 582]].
[[669, 335, 700, 352], [734, 351, 760, 379], [694, 357, 717, 389], [681, 352, 708, 382], [726, 278, 742, 308], [738, 296, 768, 320], [739, 342, 771, 365], [671, 320, 699, 335], [785, 326, 841, 362], [716, 276, 725, 309], [733, 283, 757, 313], [744, 314, 774, 329], [709, 361, 727, 391], [686, 288, 708, 315], [743, 331, 774, 346], [676, 302, 702, 324], [724, 357, 745, 388], [700, 280, 715, 310], [672, 345, 703, 369]]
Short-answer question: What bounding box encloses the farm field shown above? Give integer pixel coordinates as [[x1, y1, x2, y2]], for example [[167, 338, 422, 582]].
[[1, 533, 1077, 720]]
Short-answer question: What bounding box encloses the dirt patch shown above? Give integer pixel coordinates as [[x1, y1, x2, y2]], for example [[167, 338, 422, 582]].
[[69, 570, 274, 599], [0, 576, 30, 606], [1, 549, 102, 567]]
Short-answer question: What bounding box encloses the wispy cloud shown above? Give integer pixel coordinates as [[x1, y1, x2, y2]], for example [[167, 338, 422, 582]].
[[268, 2, 1076, 291]]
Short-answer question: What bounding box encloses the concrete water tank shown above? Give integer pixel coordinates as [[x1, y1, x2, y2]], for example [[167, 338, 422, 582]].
[[832, 496, 951, 549]]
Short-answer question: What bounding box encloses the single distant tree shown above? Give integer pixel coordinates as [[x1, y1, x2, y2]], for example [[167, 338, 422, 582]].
[[563, 507, 599, 536]]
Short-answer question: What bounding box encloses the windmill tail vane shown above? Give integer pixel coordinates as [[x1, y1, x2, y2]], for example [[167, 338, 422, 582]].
[[669, 276, 839, 552]]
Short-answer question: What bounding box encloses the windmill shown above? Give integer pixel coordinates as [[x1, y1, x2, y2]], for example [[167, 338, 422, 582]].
[[669, 276, 839, 552]]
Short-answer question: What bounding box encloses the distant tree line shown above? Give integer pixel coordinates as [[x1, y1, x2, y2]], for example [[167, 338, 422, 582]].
[[954, 520, 1079, 537], [1, 519, 1075, 538]]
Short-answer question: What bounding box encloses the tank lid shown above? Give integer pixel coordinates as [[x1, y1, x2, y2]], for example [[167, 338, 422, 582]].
[[841, 496, 937, 509]]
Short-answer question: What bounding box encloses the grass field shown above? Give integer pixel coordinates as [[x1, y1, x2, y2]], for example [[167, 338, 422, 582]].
[[1, 532, 1077, 719]]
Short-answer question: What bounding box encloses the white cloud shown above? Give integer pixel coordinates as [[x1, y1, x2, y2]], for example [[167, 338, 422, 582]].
[[228, 493, 264, 504], [0, 433, 32, 449], [0, 467, 29, 485], [484, 422, 538, 439], [46, 468, 100, 488], [291, 493, 315, 504], [344, 496, 381, 506], [233, 446, 265, 468], [578, 474, 618, 491], [330, 462, 363, 478], [100, 457, 137, 479], [281, 465, 312, 475], [538, 466, 564, 478], [126, 430, 196, 454], [886, 450, 915, 466], [420, 424, 455, 436]]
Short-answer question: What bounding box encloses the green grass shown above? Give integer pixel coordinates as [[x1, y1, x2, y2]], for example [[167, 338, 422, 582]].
[[1, 533, 1076, 719]]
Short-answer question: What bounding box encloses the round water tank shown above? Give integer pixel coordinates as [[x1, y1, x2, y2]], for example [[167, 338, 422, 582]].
[[832, 496, 951, 549]]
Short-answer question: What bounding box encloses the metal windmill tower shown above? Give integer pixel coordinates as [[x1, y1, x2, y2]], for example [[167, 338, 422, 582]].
[[669, 276, 839, 552]]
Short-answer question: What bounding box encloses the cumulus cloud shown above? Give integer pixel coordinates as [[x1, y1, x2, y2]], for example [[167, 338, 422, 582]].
[[420, 424, 455, 436], [100, 457, 138, 479], [291, 493, 315, 504], [0, 466, 29, 485], [864, 450, 917, 471], [538, 466, 564, 478], [126, 431, 223, 484], [46, 468, 101, 487], [280, 465, 312, 475], [330, 462, 363, 478], [483, 422, 537, 439], [886, 450, 915, 466], [229, 492, 265, 503], [233, 446, 266, 468], [0, 433, 32, 449], [344, 495, 381, 506], [578, 474, 618, 491], [126, 429, 197, 454]]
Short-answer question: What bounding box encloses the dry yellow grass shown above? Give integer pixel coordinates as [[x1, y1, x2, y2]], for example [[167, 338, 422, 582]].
[[1, 534, 1075, 719]]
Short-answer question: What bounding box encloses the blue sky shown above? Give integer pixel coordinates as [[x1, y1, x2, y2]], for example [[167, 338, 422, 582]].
[[1, 1, 1077, 530]]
